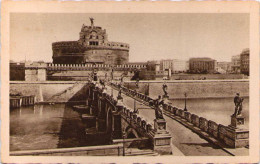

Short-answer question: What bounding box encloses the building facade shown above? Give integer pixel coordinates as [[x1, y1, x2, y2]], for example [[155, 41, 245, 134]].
[[172, 59, 188, 73], [189, 58, 216, 73], [216, 61, 232, 74], [231, 55, 241, 73], [160, 60, 173, 72], [240, 48, 249, 75], [52, 19, 129, 65], [10, 62, 25, 81]]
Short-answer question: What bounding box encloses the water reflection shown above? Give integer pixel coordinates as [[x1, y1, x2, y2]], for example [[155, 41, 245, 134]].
[[10, 104, 66, 151], [10, 104, 110, 151]]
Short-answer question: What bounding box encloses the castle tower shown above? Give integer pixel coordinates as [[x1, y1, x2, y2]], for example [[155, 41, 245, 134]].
[[52, 18, 129, 65]]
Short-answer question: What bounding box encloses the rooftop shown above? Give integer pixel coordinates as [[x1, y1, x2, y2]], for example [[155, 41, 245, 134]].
[[189, 57, 216, 61]]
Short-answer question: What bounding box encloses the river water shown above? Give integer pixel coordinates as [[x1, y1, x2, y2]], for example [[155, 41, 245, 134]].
[[169, 97, 249, 126], [10, 97, 249, 153], [10, 104, 94, 151]]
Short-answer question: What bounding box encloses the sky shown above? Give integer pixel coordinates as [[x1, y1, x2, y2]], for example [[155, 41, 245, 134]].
[[10, 13, 249, 63]]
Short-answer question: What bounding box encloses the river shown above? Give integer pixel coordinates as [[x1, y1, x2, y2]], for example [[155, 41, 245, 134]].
[[169, 97, 249, 126], [10, 97, 249, 155], [10, 104, 103, 151]]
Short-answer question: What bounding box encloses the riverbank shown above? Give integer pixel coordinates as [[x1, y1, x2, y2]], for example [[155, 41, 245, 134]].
[[10, 81, 87, 103]]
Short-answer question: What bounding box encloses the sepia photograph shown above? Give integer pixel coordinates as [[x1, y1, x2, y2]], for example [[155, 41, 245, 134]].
[[1, 1, 259, 163]]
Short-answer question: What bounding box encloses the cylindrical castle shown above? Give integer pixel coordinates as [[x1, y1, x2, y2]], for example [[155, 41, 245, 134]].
[[52, 19, 129, 65]]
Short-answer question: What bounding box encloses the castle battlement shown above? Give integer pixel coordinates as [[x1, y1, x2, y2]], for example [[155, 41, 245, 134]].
[[47, 63, 146, 71]]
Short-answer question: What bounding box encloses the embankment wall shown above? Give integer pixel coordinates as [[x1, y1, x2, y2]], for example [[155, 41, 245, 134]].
[[10, 81, 87, 103], [124, 80, 249, 99]]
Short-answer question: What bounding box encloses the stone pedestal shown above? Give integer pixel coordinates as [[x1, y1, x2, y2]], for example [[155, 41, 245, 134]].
[[154, 119, 167, 134], [230, 115, 245, 128], [153, 119, 172, 155], [224, 115, 249, 148]]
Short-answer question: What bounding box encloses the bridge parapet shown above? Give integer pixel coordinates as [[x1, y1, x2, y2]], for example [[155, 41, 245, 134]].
[[109, 81, 249, 149]]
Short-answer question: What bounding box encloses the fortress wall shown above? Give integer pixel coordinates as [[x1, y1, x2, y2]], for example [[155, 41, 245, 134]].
[[10, 82, 86, 103], [52, 41, 129, 65], [124, 80, 249, 99], [84, 49, 129, 65]]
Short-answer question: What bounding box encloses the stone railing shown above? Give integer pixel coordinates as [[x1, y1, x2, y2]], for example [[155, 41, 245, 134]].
[[10, 144, 123, 156], [109, 82, 249, 148], [94, 83, 155, 138], [85, 45, 129, 51], [121, 106, 155, 138]]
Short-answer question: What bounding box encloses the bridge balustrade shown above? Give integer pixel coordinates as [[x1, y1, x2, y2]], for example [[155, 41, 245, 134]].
[[167, 105, 172, 112], [171, 107, 177, 114], [163, 104, 168, 110], [133, 114, 137, 123], [137, 117, 142, 127], [199, 117, 209, 132], [191, 114, 200, 127], [129, 111, 134, 120], [125, 108, 130, 116], [218, 124, 228, 141], [208, 120, 219, 138], [109, 81, 248, 149], [141, 120, 147, 130], [146, 124, 153, 133], [184, 111, 192, 123]]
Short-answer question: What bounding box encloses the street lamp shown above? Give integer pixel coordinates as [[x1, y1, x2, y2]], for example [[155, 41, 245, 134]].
[[184, 92, 188, 111], [122, 129, 126, 156]]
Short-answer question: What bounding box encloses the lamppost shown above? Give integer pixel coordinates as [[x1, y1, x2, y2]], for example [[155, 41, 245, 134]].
[[122, 129, 126, 156], [184, 92, 188, 111]]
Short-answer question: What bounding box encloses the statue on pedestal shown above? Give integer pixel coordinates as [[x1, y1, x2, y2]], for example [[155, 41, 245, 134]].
[[117, 88, 123, 100], [100, 79, 106, 91], [89, 17, 94, 26], [233, 93, 244, 116], [155, 96, 164, 119], [162, 82, 168, 98], [135, 79, 139, 88]]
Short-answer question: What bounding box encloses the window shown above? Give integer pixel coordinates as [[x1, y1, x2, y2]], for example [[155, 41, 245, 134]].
[[89, 41, 99, 46]]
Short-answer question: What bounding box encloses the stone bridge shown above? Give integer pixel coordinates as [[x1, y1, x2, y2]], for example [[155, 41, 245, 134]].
[[81, 81, 172, 155], [73, 80, 249, 156], [109, 82, 249, 153]]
